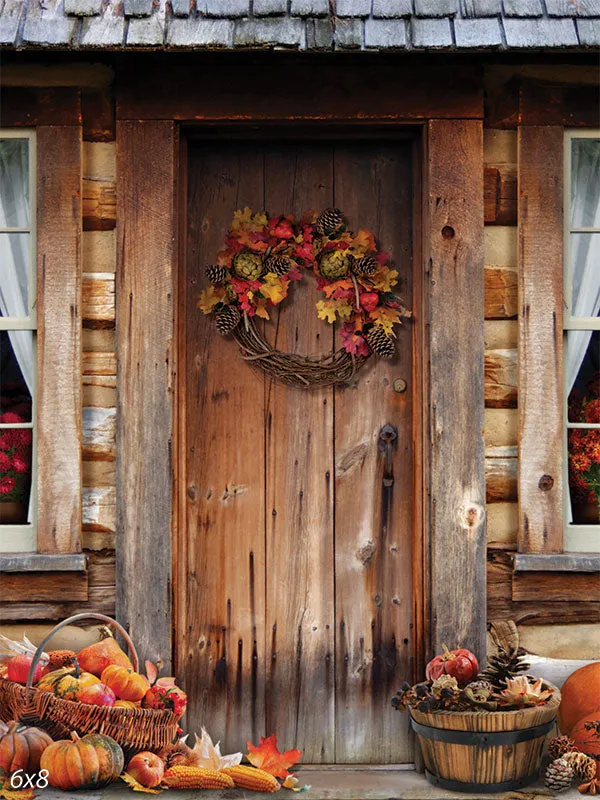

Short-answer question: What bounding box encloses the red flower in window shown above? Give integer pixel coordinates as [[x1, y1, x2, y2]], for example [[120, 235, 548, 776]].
[[0, 476, 16, 495], [0, 412, 22, 424], [0, 452, 11, 473], [11, 455, 28, 474]]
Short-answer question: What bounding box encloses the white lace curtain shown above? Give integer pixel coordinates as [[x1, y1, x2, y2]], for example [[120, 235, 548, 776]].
[[0, 139, 34, 396]]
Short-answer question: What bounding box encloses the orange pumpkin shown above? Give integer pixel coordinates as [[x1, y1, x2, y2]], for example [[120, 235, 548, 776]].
[[101, 665, 148, 701], [77, 637, 133, 678], [571, 712, 600, 758], [0, 720, 53, 776], [40, 731, 124, 790], [558, 662, 600, 736]]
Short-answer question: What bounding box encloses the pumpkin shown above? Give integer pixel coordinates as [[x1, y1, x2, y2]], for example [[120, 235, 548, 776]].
[[101, 665, 148, 702], [40, 731, 124, 790], [558, 662, 600, 736], [77, 637, 133, 678], [570, 712, 600, 758], [78, 683, 116, 707], [36, 663, 101, 701], [0, 720, 53, 775]]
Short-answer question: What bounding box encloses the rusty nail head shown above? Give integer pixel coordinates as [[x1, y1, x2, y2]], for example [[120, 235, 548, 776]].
[[393, 378, 407, 394]]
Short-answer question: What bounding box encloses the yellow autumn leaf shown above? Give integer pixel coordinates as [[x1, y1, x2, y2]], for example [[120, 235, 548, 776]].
[[255, 299, 270, 320], [0, 779, 34, 800], [370, 267, 398, 293], [197, 286, 226, 314], [335, 300, 354, 320], [348, 229, 376, 258], [370, 306, 402, 335], [316, 300, 338, 324], [231, 207, 268, 233], [120, 773, 162, 794], [260, 274, 290, 305]]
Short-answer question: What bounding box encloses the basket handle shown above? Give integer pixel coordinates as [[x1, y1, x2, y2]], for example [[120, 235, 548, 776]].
[[26, 613, 139, 688]]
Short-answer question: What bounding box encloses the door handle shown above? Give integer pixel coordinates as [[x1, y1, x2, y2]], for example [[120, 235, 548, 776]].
[[378, 423, 398, 488]]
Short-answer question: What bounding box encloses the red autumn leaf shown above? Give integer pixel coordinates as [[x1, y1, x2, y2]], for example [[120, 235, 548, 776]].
[[246, 735, 302, 779]]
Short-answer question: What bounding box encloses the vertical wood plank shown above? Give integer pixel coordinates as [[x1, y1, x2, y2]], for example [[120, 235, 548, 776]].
[[116, 120, 176, 670], [264, 145, 335, 763], [37, 126, 83, 554], [427, 120, 486, 660], [517, 126, 564, 555], [180, 145, 266, 752], [334, 142, 414, 764]]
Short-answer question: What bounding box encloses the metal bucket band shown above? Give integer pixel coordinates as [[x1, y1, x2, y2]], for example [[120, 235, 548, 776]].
[[411, 717, 555, 747], [425, 769, 540, 794]]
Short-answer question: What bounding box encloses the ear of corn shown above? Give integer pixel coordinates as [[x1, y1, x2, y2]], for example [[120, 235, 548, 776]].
[[222, 765, 281, 793], [162, 765, 235, 790]]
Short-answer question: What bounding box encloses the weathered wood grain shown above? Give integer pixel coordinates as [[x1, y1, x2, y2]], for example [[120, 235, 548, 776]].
[[180, 145, 266, 751], [484, 266, 517, 319], [83, 142, 116, 181], [520, 80, 600, 127], [82, 351, 117, 375], [1, 572, 88, 602], [37, 126, 82, 555], [0, 572, 116, 622], [0, 87, 81, 127], [117, 64, 483, 122], [263, 146, 335, 763], [82, 407, 116, 461], [83, 178, 116, 231], [83, 460, 115, 487], [82, 89, 116, 142], [427, 120, 486, 660], [485, 408, 518, 448], [484, 165, 517, 226], [513, 572, 600, 603], [334, 143, 414, 764], [82, 486, 116, 533], [518, 126, 563, 554], [484, 320, 518, 350], [486, 502, 518, 549], [83, 231, 116, 272], [82, 531, 115, 551], [485, 457, 517, 503], [83, 329, 115, 352], [116, 120, 176, 671], [514, 553, 600, 572], [82, 272, 115, 326], [484, 348, 517, 408]]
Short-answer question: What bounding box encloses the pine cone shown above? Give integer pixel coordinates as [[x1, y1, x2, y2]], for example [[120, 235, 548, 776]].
[[352, 254, 378, 276], [549, 736, 576, 761], [205, 265, 227, 286], [563, 752, 598, 782], [315, 208, 344, 237], [545, 757, 575, 792], [215, 305, 241, 335], [479, 645, 530, 690], [264, 255, 291, 276], [366, 326, 395, 359]]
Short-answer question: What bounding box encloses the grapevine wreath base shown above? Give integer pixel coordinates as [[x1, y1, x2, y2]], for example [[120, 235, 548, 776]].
[[199, 207, 411, 389]]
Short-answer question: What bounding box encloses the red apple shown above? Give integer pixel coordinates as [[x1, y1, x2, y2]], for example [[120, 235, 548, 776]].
[[127, 752, 165, 788], [78, 682, 116, 707], [7, 654, 42, 685]]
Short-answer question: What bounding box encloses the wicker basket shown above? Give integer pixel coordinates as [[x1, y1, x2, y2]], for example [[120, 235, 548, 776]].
[[0, 613, 179, 758], [410, 682, 561, 793]]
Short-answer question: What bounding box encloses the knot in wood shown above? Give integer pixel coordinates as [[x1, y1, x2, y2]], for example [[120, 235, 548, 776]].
[[538, 474, 554, 491], [461, 502, 485, 530], [356, 539, 377, 566]]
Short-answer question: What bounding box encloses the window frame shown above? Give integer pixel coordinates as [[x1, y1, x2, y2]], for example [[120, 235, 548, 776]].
[[562, 129, 600, 554], [0, 129, 37, 552]]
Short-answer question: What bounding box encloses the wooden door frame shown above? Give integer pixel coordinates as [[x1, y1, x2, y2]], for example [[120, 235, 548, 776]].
[[116, 101, 486, 684]]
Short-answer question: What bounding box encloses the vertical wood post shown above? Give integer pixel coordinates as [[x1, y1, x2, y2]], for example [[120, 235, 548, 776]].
[[427, 120, 487, 662], [517, 126, 564, 554], [37, 126, 83, 554], [116, 120, 177, 670]]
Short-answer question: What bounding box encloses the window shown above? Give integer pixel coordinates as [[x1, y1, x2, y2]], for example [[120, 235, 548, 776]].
[[0, 130, 36, 552], [563, 131, 600, 553]]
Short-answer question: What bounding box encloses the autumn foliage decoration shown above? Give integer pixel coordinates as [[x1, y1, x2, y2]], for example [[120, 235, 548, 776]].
[[198, 207, 411, 388]]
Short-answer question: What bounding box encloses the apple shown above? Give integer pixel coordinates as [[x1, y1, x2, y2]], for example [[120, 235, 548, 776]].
[[78, 683, 116, 707], [7, 654, 42, 685], [127, 752, 165, 788]]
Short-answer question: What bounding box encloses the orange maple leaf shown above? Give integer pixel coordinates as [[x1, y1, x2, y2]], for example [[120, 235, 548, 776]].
[[246, 735, 302, 779]]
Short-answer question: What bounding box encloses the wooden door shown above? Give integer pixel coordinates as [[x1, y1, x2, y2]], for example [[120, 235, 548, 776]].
[[178, 137, 417, 764]]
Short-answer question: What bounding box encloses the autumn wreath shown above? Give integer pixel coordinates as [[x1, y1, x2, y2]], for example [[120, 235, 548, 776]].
[[198, 207, 411, 388]]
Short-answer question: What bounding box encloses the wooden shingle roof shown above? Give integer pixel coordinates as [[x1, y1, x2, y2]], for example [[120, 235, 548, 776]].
[[1, 0, 598, 49]]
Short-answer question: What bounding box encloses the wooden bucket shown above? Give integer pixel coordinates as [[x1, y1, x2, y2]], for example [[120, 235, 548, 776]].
[[410, 683, 560, 793]]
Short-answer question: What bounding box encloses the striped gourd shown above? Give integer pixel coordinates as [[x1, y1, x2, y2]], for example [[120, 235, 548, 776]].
[[162, 766, 235, 790], [223, 765, 281, 793]]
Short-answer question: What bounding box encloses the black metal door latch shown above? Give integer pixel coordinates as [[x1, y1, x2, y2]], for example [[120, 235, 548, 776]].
[[378, 423, 398, 487]]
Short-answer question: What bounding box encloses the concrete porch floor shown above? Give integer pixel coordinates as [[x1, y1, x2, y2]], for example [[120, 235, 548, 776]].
[[36, 766, 574, 800]]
